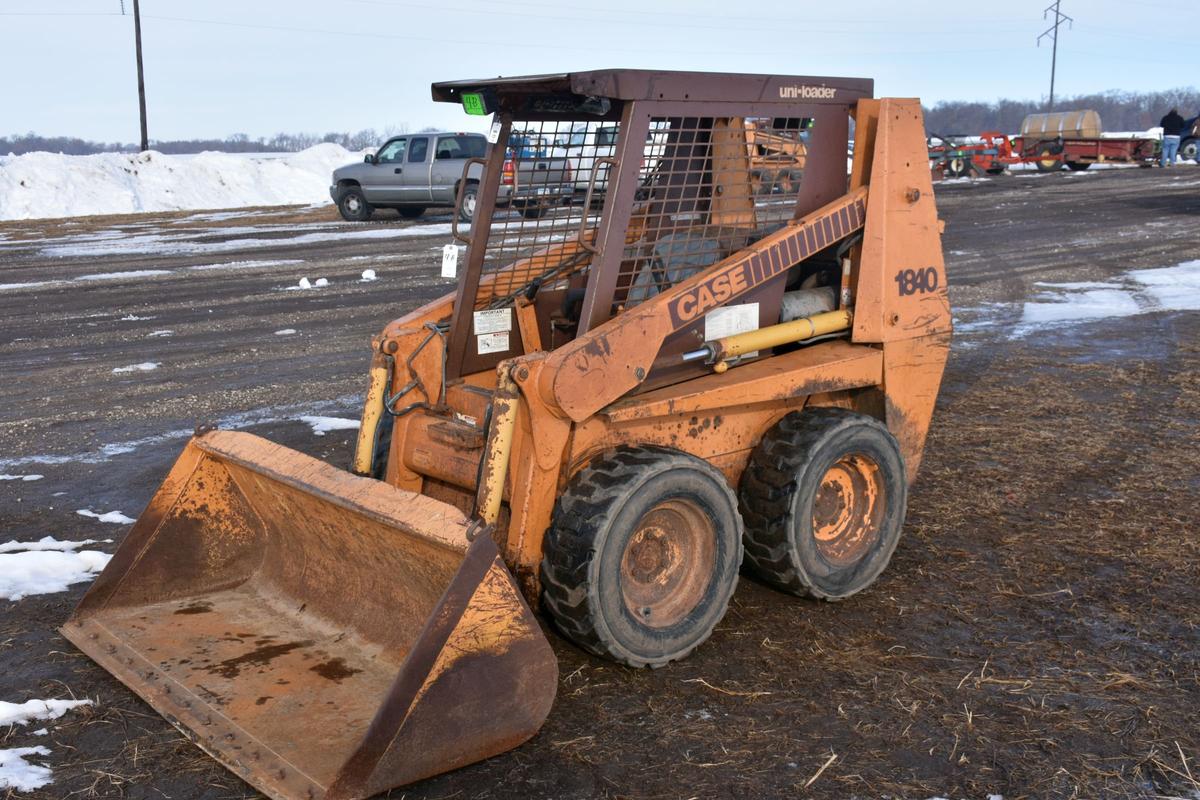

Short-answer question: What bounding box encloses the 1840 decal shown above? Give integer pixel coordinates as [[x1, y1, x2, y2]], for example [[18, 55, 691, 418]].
[[895, 267, 939, 296]]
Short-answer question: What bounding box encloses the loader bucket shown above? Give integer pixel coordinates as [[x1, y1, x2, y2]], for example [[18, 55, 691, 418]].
[[61, 430, 557, 800]]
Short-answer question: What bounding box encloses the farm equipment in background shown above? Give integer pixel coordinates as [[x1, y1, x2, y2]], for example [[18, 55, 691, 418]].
[[928, 131, 1013, 179], [63, 69, 951, 800], [928, 109, 1160, 180], [1013, 110, 1158, 172]]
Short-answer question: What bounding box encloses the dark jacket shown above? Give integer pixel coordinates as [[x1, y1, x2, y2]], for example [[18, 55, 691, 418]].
[[1160, 110, 1186, 136]]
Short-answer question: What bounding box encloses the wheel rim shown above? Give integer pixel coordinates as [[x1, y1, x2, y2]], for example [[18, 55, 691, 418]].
[[619, 498, 716, 629], [345, 195, 361, 213], [811, 454, 886, 567], [1039, 150, 1058, 170], [463, 192, 476, 219]]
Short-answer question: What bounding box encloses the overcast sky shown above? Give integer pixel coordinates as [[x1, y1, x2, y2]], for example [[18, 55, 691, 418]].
[[1, 0, 1190, 143]]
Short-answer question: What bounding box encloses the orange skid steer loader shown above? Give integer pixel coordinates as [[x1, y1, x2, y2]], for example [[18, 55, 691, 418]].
[[64, 70, 951, 800]]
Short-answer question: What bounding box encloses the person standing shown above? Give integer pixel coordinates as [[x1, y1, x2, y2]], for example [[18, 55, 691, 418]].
[[1160, 108, 1186, 167]]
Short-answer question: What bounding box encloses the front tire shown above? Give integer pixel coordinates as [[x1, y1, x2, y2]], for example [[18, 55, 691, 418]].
[[337, 186, 373, 221], [739, 408, 907, 600], [541, 446, 743, 668]]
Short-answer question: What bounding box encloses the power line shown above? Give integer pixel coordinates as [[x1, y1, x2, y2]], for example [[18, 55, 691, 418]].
[[1037, 1, 1073, 111]]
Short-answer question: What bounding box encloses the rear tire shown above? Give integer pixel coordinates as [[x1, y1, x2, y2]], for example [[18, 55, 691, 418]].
[[397, 206, 426, 219], [739, 408, 907, 600], [337, 187, 373, 221], [541, 446, 743, 668], [458, 182, 478, 223], [1034, 149, 1062, 173], [1065, 161, 1091, 171]]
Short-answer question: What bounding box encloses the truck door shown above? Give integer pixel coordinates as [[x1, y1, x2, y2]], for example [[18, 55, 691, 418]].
[[431, 135, 487, 202], [401, 136, 433, 202], [364, 137, 407, 202]]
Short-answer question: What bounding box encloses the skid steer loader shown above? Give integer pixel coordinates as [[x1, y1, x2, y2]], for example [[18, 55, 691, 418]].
[[64, 70, 951, 800]]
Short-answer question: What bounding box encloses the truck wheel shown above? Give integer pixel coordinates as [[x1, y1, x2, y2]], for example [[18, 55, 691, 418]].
[[1034, 149, 1062, 173], [458, 181, 478, 223], [1065, 161, 1091, 171], [739, 408, 907, 600], [1180, 139, 1198, 161], [541, 446, 743, 668], [337, 187, 373, 221], [397, 206, 426, 219]]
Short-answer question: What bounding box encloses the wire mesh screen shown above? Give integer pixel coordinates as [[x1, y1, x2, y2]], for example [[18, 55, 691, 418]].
[[615, 116, 810, 309], [473, 120, 618, 309]]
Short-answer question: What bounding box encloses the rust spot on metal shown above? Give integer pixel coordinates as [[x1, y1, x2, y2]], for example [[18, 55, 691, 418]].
[[255, 696, 272, 706], [309, 658, 363, 683], [201, 641, 313, 680]]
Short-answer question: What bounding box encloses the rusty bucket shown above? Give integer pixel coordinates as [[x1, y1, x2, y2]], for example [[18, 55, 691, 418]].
[[62, 430, 557, 800]]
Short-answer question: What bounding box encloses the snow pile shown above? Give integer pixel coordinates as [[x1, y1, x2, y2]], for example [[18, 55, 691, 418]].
[[360, 269, 377, 282], [76, 509, 135, 524], [0, 143, 359, 221], [300, 416, 360, 436], [0, 538, 112, 600], [0, 699, 91, 727], [0, 746, 53, 791]]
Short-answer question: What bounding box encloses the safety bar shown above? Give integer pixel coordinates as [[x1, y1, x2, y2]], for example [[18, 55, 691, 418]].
[[452, 157, 487, 244], [576, 157, 617, 254]]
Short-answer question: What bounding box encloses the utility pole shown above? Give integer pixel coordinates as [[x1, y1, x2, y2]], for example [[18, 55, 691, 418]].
[[1037, 2, 1072, 112], [125, 0, 150, 151]]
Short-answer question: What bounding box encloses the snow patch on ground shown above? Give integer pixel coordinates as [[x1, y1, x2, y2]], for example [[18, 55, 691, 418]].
[[0, 144, 360, 221], [360, 269, 377, 282], [112, 361, 160, 374], [0, 395, 361, 469], [0, 746, 53, 791], [40, 222, 455, 259], [0, 536, 107, 553], [0, 544, 112, 601], [300, 416, 361, 436], [0, 474, 42, 481], [77, 269, 172, 282], [0, 699, 92, 727], [0, 281, 58, 292], [76, 509, 135, 524], [274, 328, 297, 335], [955, 261, 1200, 340], [0, 701, 91, 792], [188, 258, 303, 271], [147, 330, 173, 337]]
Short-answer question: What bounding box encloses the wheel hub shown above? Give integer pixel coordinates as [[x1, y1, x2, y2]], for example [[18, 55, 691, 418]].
[[812, 454, 885, 566], [620, 499, 715, 629]]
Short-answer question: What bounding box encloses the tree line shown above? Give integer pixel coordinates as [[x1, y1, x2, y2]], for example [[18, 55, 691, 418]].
[[924, 87, 1200, 135], [6, 87, 1200, 156], [0, 126, 415, 156]]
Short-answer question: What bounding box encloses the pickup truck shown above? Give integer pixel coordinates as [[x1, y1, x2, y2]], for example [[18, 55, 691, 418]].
[[330, 131, 572, 222]]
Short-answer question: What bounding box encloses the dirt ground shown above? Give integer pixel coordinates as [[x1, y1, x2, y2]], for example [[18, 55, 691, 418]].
[[1, 166, 1198, 800]]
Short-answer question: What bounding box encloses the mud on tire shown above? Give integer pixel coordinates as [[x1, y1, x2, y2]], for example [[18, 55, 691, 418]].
[[540, 446, 743, 668], [739, 408, 907, 600]]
